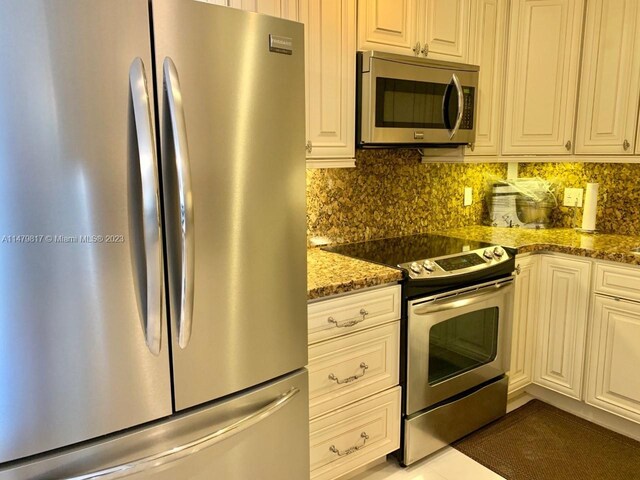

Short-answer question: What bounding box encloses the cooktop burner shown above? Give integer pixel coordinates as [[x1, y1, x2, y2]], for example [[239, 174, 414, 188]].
[[323, 233, 515, 287]]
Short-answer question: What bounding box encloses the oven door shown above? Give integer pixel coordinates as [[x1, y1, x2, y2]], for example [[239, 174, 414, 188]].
[[406, 277, 514, 416], [360, 55, 478, 146]]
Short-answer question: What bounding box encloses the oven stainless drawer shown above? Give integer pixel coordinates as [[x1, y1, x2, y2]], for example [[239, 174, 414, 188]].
[[308, 322, 400, 419], [308, 285, 401, 344], [403, 376, 508, 466], [310, 387, 401, 480]]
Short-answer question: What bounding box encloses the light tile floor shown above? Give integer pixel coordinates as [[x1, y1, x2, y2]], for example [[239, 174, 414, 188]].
[[348, 447, 505, 480], [348, 394, 535, 480]]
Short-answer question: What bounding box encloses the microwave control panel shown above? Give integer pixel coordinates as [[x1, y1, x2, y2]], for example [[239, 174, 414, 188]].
[[461, 87, 475, 130]]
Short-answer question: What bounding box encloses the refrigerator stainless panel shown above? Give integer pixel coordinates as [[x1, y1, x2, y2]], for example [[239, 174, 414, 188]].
[[0, 370, 310, 480], [153, 1, 308, 410], [0, 0, 172, 463]]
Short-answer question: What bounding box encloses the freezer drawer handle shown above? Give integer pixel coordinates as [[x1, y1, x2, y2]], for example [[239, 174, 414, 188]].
[[329, 432, 370, 456], [328, 363, 369, 384], [327, 309, 368, 328], [129, 57, 163, 356], [65, 387, 300, 480], [163, 57, 195, 349]]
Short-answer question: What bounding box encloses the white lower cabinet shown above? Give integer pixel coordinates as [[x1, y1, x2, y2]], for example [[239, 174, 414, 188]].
[[586, 264, 640, 424], [308, 322, 400, 419], [308, 285, 401, 480], [533, 255, 592, 399], [510, 254, 640, 429], [309, 387, 401, 480], [508, 255, 539, 394]]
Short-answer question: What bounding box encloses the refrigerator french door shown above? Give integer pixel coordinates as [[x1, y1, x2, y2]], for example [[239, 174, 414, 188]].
[[0, 0, 308, 478]]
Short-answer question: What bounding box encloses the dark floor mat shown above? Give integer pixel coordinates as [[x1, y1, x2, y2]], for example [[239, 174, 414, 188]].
[[452, 399, 640, 480]]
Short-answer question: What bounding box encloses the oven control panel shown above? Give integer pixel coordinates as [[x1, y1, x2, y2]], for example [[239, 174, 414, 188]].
[[399, 246, 511, 279]]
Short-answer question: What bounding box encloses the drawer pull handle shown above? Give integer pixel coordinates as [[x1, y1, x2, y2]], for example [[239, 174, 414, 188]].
[[329, 432, 369, 457], [328, 363, 369, 384], [327, 309, 368, 328]]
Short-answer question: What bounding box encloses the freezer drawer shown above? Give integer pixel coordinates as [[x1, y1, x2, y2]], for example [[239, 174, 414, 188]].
[[0, 370, 309, 480]]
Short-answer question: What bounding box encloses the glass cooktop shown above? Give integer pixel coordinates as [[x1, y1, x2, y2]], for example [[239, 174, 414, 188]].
[[322, 233, 494, 269]]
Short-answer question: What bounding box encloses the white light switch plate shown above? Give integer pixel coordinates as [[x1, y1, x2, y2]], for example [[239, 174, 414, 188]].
[[564, 187, 583, 207], [464, 187, 473, 206]]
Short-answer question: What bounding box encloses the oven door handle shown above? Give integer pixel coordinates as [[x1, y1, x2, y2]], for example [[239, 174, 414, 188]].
[[414, 282, 513, 315]]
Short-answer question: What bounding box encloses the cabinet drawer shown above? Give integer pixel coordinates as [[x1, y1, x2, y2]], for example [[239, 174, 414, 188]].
[[594, 262, 640, 302], [308, 285, 401, 344], [309, 387, 401, 480], [309, 322, 400, 419]]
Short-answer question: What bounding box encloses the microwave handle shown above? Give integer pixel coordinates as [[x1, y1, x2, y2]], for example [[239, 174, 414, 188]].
[[448, 74, 464, 140]]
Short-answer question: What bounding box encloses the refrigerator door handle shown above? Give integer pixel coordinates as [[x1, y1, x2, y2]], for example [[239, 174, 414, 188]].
[[163, 57, 195, 349], [129, 58, 163, 356], [65, 387, 301, 480]]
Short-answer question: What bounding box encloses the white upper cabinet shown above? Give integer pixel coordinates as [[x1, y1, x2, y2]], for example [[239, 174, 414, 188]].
[[502, 0, 584, 155], [300, 0, 357, 164], [358, 0, 421, 56], [233, 0, 298, 20], [465, 0, 508, 156], [357, 0, 470, 63], [418, 0, 470, 62], [197, 0, 297, 19], [575, 0, 640, 155]]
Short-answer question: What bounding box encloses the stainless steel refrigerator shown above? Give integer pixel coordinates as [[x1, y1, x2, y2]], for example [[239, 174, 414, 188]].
[[0, 1, 308, 478]]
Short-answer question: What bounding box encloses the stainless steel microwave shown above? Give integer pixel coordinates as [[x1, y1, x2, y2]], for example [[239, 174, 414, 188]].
[[356, 51, 479, 147]]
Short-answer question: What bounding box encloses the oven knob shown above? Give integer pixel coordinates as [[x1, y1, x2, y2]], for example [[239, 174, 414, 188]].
[[493, 247, 504, 258], [410, 262, 423, 274], [483, 249, 494, 260], [423, 260, 436, 271]]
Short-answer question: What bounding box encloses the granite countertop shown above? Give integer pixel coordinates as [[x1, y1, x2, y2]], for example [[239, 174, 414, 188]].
[[307, 227, 640, 301], [307, 248, 403, 301], [438, 226, 640, 266]]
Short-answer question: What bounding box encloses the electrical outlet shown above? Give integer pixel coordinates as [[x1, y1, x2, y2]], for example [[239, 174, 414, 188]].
[[564, 187, 584, 207], [464, 187, 473, 206]]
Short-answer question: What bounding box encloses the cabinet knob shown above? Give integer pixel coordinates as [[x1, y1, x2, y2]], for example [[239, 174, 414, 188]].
[[412, 42, 421, 56], [421, 43, 429, 57], [516, 264, 521, 275], [305, 141, 313, 153], [623, 139, 631, 151], [565, 140, 572, 151]]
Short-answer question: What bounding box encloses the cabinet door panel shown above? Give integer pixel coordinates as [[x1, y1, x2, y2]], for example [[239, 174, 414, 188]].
[[301, 0, 356, 160], [587, 295, 640, 423], [533, 255, 591, 399], [502, 0, 584, 155], [421, 0, 470, 62], [575, 0, 640, 154], [357, 0, 420, 55], [466, 0, 508, 156], [509, 256, 539, 394], [230, 0, 297, 19]]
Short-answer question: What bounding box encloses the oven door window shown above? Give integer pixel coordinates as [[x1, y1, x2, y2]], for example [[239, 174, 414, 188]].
[[375, 77, 451, 129], [428, 307, 499, 386]]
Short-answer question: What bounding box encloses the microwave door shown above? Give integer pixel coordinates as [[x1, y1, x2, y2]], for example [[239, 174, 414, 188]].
[[443, 74, 464, 140]]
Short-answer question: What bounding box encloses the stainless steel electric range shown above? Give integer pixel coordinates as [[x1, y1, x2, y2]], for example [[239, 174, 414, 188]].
[[324, 233, 516, 466]]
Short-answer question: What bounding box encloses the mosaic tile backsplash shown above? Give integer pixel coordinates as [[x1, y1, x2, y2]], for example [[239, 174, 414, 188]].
[[518, 162, 640, 236], [306, 149, 507, 245], [306, 150, 640, 245]]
